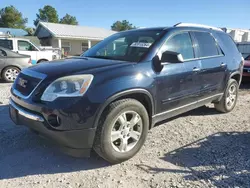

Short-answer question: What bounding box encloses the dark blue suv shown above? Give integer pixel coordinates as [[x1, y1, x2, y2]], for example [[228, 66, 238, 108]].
[[9, 23, 243, 163]]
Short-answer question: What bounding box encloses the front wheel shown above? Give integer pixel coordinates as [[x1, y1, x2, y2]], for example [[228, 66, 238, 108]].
[[94, 99, 149, 164], [2, 66, 20, 82], [214, 79, 239, 113]]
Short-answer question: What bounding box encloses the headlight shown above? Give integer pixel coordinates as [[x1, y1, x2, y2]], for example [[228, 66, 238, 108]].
[[41, 74, 94, 102]]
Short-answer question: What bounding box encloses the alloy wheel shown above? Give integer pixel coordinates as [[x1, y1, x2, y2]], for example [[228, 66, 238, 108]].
[[226, 84, 237, 108], [111, 111, 143, 153], [4, 68, 19, 82]]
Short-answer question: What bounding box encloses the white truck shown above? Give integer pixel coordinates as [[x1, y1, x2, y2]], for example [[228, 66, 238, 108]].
[[0, 37, 60, 64]]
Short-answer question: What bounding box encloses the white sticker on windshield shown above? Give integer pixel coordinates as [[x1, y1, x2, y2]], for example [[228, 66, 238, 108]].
[[130, 42, 152, 48]]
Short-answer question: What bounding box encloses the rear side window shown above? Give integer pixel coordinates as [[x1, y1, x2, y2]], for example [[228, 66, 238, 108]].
[[163, 32, 194, 60], [217, 33, 239, 54], [0, 49, 7, 57], [0, 39, 13, 50], [193, 32, 219, 57]]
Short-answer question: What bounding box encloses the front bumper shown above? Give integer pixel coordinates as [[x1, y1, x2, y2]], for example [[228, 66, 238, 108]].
[[9, 99, 96, 157]]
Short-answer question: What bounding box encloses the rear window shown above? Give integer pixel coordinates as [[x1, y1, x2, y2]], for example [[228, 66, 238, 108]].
[[193, 32, 219, 57], [0, 39, 13, 50], [217, 33, 239, 54]]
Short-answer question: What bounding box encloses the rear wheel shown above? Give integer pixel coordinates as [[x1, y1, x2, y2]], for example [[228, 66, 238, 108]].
[[94, 99, 149, 164], [2, 66, 20, 82], [214, 79, 239, 113]]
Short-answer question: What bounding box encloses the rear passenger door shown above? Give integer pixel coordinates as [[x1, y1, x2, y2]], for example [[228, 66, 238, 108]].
[[191, 31, 226, 98]]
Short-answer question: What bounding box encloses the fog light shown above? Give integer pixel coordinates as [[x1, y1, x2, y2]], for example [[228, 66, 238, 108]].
[[48, 114, 61, 127]]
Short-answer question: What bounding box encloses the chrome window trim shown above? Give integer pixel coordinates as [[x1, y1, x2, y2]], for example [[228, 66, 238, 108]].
[[183, 54, 224, 62], [13, 69, 47, 99], [9, 99, 44, 122]]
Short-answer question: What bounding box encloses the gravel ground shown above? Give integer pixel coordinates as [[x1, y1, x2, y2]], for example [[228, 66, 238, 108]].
[[0, 81, 250, 188]]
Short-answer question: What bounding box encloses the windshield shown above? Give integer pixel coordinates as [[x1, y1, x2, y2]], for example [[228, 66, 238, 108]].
[[82, 30, 164, 62]]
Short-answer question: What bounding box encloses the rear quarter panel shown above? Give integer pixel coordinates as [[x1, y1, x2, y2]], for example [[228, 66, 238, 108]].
[[212, 31, 242, 83], [5, 57, 31, 69], [37, 51, 53, 61]]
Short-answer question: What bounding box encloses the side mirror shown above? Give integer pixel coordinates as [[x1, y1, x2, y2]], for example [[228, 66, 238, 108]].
[[161, 51, 184, 64]]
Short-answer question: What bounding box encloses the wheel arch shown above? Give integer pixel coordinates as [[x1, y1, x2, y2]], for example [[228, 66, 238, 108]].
[[37, 59, 48, 63], [93, 89, 155, 129], [230, 71, 242, 85], [1, 65, 21, 77]]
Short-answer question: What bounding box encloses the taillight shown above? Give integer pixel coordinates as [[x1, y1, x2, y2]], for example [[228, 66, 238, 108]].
[[241, 56, 245, 61], [240, 56, 244, 73]]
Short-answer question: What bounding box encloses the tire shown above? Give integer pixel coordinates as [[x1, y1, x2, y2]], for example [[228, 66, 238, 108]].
[[214, 79, 239, 113], [94, 99, 149, 164], [37, 59, 48, 63], [2, 66, 20, 83]]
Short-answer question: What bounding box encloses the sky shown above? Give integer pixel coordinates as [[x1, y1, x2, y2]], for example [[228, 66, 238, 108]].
[[0, 0, 249, 29]]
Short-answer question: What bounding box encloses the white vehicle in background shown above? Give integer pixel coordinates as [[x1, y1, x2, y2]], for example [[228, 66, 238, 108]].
[[0, 38, 60, 64]]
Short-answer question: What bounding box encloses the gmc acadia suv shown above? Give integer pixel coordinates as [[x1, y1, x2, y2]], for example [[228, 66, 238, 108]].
[[9, 23, 243, 164]]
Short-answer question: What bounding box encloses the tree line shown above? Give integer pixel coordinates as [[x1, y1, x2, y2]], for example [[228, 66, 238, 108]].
[[0, 5, 137, 34]]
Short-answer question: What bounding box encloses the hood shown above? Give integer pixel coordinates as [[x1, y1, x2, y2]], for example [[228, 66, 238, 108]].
[[28, 57, 130, 77], [244, 60, 250, 66]]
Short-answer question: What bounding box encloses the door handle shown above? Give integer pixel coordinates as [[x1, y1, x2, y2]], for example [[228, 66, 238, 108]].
[[193, 67, 201, 72], [221, 63, 226, 67]]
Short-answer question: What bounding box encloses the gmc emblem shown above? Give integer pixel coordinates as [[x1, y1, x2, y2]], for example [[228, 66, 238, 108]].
[[18, 78, 28, 88]]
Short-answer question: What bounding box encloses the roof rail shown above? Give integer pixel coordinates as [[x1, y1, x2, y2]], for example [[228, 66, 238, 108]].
[[174, 22, 223, 32]]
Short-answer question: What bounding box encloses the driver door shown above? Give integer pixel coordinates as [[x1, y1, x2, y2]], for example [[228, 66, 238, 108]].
[[155, 32, 202, 114], [17, 40, 38, 64]]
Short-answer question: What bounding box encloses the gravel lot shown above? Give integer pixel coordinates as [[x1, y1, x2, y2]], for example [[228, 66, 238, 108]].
[[0, 81, 250, 188]]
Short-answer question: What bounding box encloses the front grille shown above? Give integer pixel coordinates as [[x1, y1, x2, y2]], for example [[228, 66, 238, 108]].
[[14, 72, 42, 96]]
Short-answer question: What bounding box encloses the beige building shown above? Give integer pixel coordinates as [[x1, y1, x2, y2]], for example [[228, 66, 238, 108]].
[[34, 22, 116, 56]]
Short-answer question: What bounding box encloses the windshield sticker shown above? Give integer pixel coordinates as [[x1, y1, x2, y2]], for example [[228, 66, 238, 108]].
[[130, 42, 152, 48]]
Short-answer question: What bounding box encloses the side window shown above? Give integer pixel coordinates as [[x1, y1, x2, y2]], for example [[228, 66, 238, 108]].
[[193, 32, 219, 57], [62, 41, 71, 55], [0, 40, 13, 50], [217, 33, 239, 54], [18, 40, 37, 51], [82, 42, 89, 52], [0, 49, 7, 57], [162, 32, 194, 60]]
